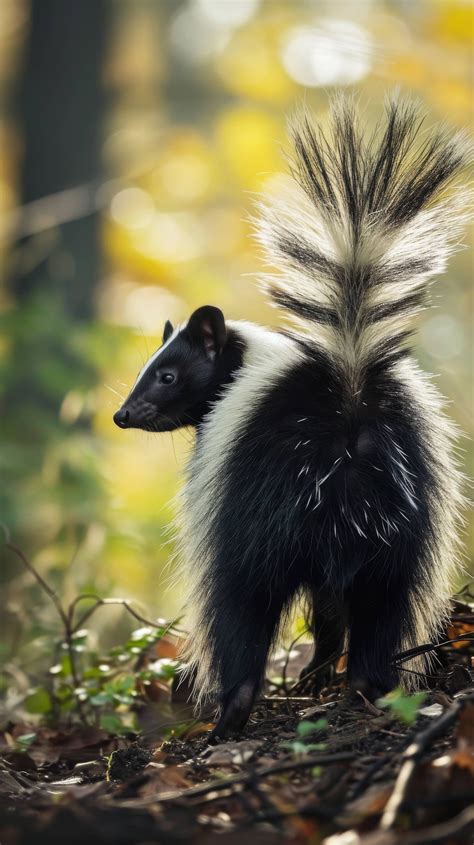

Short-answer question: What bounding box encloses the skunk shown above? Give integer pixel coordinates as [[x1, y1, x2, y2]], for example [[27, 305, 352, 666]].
[[114, 98, 470, 740]]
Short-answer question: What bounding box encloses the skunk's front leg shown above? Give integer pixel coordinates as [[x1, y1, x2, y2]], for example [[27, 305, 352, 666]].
[[209, 679, 258, 743]]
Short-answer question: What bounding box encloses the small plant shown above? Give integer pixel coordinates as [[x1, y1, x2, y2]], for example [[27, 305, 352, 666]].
[[4, 538, 182, 735], [377, 687, 427, 725], [282, 717, 328, 756]]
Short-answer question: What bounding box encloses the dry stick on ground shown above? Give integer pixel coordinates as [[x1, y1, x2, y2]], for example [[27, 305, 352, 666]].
[[117, 750, 361, 809], [253, 805, 474, 845], [379, 690, 474, 831], [393, 633, 474, 665], [345, 806, 474, 845]]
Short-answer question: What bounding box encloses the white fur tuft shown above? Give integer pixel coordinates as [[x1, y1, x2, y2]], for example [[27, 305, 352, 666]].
[[255, 98, 472, 381]]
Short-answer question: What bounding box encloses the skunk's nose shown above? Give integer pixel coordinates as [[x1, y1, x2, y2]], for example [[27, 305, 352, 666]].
[[114, 407, 130, 429]]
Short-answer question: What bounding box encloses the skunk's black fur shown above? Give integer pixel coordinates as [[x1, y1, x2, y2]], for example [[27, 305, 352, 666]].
[[114, 99, 470, 740]]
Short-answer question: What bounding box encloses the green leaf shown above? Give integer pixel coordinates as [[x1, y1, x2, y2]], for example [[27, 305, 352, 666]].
[[377, 688, 427, 725], [51, 654, 73, 679], [112, 693, 135, 705], [55, 683, 74, 702], [297, 718, 328, 737], [82, 667, 102, 680], [147, 658, 179, 680], [90, 691, 114, 707], [100, 713, 125, 734], [100, 712, 136, 736], [131, 627, 153, 640], [72, 628, 88, 641], [281, 737, 327, 756], [16, 733, 37, 748], [25, 687, 52, 715], [282, 740, 308, 755], [113, 675, 135, 693]]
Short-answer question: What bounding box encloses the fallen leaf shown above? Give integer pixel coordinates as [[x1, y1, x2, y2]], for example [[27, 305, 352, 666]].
[[337, 784, 392, 827], [202, 740, 263, 767], [419, 703, 443, 718], [153, 633, 186, 661], [136, 763, 191, 796], [182, 722, 215, 740], [447, 620, 474, 649]]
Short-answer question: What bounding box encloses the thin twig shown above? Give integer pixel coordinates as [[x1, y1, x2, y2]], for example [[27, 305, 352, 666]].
[[117, 750, 360, 808], [393, 633, 474, 665], [287, 651, 347, 695], [239, 805, 474, 844], [279, 630, 308, 693], [341, 806, 474, 845], [287, 633, 474, 697], [70, 594, 179, 634], [6, 542, 68, 629]]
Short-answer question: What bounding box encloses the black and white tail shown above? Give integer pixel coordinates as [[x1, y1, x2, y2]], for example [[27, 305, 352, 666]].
[[256, 97, 471, 382]]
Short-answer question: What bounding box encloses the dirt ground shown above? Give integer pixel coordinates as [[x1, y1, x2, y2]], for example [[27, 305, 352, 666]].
[[1, 601, 473, 845]]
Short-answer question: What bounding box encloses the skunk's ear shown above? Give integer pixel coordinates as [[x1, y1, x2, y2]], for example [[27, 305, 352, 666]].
[[162, 320, 174, 343], [187, 306, 226, 359]]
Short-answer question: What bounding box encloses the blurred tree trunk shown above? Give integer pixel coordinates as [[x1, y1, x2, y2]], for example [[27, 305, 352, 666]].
[[1, 0, 107, 561], [13, 0, 107, 317]]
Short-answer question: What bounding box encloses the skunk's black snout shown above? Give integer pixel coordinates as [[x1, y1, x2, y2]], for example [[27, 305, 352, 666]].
[[113, 407, 130, 428]]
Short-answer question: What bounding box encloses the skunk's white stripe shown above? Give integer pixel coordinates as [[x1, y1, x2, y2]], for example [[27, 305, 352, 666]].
[[176, 322, 304, 704], [392, 357, 465, 679], [132, 325, 181, 390]]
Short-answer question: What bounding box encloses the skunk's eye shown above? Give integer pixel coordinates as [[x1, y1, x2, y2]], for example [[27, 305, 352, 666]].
[[160, 372, 175, 385]]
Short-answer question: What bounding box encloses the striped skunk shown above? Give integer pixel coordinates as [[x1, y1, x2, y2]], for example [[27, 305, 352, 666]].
[[114, 98, 470, 740]]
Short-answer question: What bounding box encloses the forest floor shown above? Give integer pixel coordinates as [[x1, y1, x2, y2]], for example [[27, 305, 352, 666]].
[[1, 607, 474, 845]]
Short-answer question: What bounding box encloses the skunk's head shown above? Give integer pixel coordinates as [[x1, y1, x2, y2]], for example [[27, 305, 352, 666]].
[[113, 305, 241, 432]]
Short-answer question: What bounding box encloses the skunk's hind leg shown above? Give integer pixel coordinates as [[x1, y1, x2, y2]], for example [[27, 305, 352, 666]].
[[299, 587, 347, 693], [346, 547, 418, 700]]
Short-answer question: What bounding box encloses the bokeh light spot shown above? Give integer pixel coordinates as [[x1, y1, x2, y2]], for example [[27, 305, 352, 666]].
[[170, 6, 230, 64], [196, 0, 260, 28], [110, 187, 155, 230], [135, 212, 203, 263], [282, 20, 372, 87]]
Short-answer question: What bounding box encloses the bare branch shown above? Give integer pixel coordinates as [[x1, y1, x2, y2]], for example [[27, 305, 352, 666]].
[[69, 593, 180, 634], [5, 542, 68, 629]]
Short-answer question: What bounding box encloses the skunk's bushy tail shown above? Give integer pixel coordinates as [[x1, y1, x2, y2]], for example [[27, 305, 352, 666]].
[[257, 97, 470, 381]]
